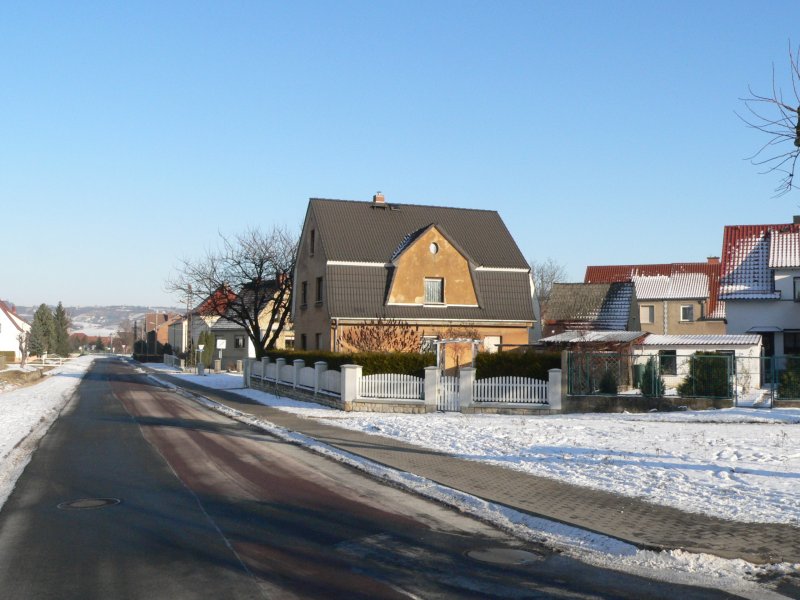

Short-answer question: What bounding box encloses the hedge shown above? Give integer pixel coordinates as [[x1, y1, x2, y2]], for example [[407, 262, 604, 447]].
[[475, 350, 561, 380], [264, 350, 435, 376]]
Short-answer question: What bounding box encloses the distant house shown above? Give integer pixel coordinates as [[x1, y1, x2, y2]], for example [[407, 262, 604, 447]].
[[584, 260, 725, 335], [0, 301, 31, 363], [292, 194, 537, 363], [541, 282, 639, 338], [719, 219, 800, 357]]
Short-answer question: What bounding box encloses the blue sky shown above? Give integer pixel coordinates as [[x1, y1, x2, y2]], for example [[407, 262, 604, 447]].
[[2, 1, 798, 307]]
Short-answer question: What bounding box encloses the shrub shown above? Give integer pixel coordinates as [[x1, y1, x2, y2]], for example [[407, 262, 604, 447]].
[[640, 356, 664, 397], [475, 350, 560, 380], [264, 349, 435, 376], [598, 369, 618, 394], [677, 353, 731, 398], [779, 357, 800, 399]]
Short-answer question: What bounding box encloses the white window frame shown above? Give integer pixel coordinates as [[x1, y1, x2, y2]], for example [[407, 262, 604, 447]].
[[680, 304, 694, 322], [424, 278, 444, 304]]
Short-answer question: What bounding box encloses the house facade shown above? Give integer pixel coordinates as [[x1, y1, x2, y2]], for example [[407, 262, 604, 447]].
[[584, 261, 725, 336], [292, 195, 536, 359], [541, 282, 640, 337], [0, 301, 30, 363], [720, 221, 800, 356]]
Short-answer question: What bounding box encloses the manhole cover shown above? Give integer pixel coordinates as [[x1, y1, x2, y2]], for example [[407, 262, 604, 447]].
[[466, 548, 541, 565], [57, 498, 121, 510]]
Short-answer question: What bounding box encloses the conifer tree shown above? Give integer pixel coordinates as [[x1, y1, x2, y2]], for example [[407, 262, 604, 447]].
[[53, 302, 71, 356], [28, 304, 55, 357]]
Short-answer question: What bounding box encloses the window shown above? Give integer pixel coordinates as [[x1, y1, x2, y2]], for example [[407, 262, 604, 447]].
[[639, 304, 655, 324], [421, 336, 437, 353], [300, 334, 307, 350], [310, 229, 315, 255], [315, 277, 323, 303], [659, 350, 677, 376], [785, 331, 800, 355], [794, 277, 800, 302], [424, 278, 444, 304], [301, 281, 308, 307], [680, 305, 694, 322], [234, 335, 246, 349], [315, 333, 321, 350]]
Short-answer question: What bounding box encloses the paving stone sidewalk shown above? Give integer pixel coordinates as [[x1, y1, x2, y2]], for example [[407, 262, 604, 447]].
[[160, 374, 800, 566]]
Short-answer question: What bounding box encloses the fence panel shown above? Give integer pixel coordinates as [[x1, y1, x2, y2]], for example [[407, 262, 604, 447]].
[[437, 376, 460, 411], [474, 376, 548, 404], [360, 373, 423, 400], [319, 369, 341, 396], [298, 366, 316, 390], [279, 364, 295, 385]]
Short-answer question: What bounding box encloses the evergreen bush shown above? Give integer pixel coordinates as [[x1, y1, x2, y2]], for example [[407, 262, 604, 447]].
[[640, 356, 664, 397], [264, 349, 435, 376], [677, 353, 731, 398], [475, 350, 560, 380], [598, 369, 618, 394]]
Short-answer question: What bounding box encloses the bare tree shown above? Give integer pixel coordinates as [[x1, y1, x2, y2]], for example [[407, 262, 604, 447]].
[[529, 257, 567, 318], [17, 331, 28, 368], [739, 43, 800, 196], [340, 317, 421, 353], [166, 227, 298, 360]]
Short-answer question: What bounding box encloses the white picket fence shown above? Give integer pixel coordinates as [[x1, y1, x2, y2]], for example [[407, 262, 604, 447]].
[[438, 376, 460, 411], [360, 373, 423, 400], [474, 376, 548, 404]]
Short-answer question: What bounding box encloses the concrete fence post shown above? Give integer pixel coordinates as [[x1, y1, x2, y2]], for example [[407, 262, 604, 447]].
[[314, 361, 327, 394], [293, 359, 305, 389], [243, 359, 251, 388], [261, 357, 269, 379], [340, 364, 363, 411], [275, 358, 286, 387], [424, 366, 439, 411], [459, 367, 476, 411], [548, 368, 562, 411]]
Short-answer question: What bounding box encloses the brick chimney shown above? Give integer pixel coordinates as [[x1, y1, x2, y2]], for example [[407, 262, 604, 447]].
[[373, 191, 385, 204], [707, 256, 720, 265], [793, 215, 800, 224]]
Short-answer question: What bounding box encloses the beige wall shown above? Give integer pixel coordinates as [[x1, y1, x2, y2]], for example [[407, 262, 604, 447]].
[[388, 227, 478, 306], [294, 209, 333, 350], [637, 300, 725, 335]]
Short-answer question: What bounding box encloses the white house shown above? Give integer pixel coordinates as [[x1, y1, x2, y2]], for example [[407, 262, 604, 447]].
[[0, 301, 31, 363], [720, 221, 800, 357]]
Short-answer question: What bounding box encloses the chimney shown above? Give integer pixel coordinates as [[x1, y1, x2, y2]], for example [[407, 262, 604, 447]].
[[707, 256, 720, 265], [794, 215, 800, 224], [373, 191, 385, 204]]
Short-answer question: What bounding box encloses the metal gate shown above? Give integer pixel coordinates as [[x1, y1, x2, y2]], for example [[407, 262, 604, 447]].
[[437, 375, 460, 411]]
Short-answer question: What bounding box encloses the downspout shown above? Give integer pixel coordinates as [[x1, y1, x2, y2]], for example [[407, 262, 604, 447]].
[[332, 318, 339, 352], [663, 300, 668, 334]]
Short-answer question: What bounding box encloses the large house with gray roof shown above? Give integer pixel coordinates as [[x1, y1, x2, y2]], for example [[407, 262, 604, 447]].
[[292, 194, 537, 354]]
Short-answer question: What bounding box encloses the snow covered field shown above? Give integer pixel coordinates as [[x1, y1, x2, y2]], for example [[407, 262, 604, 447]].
[[0, 355, 95, 510]]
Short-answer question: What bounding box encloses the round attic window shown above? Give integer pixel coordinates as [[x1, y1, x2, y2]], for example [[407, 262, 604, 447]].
[[429, 242, 439, 254]]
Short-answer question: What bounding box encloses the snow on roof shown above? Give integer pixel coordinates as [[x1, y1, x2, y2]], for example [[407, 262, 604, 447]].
[[540, 330, 646, 344], [768, 230, 800, 268], [632, 272, 708, 300], [641, 334, 761, 346]]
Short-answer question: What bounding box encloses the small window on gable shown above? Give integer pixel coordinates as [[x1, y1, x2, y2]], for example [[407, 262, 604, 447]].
[[234, 335, 246, 349], [793, 277, 800, 302], [301, 281, 308, 307], [680, 305, 694, 322], [310, 229, 315, 255], [639, 304, 655, 324], [424, 278, 444, 304], [316, 277, 323, 303]]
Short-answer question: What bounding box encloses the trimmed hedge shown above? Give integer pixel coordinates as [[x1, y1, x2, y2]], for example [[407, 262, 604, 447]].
[[475, 350, 561, 380], [0, 351, 14, 366], [264, 350, 435, 376]]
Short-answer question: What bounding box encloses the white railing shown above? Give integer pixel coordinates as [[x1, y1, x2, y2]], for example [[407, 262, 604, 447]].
[[474, 376, 548, 404], [360, 373, 423, 400]]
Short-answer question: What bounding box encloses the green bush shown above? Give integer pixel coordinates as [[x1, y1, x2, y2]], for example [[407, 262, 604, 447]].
[[640, 356, 664, 397], [0, 351, 14, 367], [677, 353, 731, 398], [779, 357, 800, 399], [598, 369, 618, 394], [475, 350, 560, 380], [265, 349, 435, 376]]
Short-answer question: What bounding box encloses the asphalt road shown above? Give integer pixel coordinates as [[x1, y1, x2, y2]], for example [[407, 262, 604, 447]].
[[0, 358, 744, 599]]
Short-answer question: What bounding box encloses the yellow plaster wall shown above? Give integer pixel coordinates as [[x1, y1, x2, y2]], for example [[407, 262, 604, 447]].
[[388, 228, 478, 306]]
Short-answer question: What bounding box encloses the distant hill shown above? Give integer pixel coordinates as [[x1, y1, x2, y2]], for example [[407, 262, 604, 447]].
[[12, 305, 182, 337]]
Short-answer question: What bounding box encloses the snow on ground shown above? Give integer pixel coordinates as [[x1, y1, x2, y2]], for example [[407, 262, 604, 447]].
[[0, 355, 95, 510], [150, 366, 798, 598]]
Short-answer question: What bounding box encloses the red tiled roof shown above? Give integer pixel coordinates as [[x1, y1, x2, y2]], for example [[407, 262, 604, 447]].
[[584, 262, 724, 319], [720, 223, 800, 299]]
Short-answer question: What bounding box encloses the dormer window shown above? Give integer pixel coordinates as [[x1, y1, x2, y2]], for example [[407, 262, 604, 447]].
[[424, 278, 444, 304]]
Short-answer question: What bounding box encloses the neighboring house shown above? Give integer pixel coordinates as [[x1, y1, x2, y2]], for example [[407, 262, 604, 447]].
[[634, 334, 763, 396], [210, 281, 294, 369], [719, 220, 800, 357], [541, 282, 639, 337], [0, 301, 31, 363], [584, 260, 725, 335], [539, 330, 647, 353], [293, 194, 536, 360]]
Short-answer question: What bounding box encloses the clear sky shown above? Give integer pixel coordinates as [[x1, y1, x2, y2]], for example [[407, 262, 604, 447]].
[[2, 1, 799, 307]]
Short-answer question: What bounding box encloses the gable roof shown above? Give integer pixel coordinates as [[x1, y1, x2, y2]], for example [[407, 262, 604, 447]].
[[720, 223, 800, 300], [308, 198, 528, 269], [585, 261, 724, 318], [0, 301, 29, 333], [544, 282, 634, 330]]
